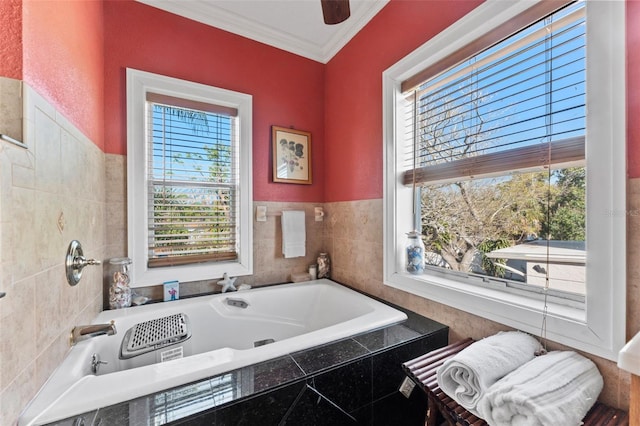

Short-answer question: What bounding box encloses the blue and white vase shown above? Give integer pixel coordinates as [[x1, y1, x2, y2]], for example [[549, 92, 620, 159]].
[[406, 231, 425, 274]]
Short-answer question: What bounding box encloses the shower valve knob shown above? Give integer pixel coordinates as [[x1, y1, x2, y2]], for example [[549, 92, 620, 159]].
[[65, 240, 102, 286]]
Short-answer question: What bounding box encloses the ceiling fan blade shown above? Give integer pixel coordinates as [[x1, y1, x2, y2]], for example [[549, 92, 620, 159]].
[[321, 0, 350, 25]]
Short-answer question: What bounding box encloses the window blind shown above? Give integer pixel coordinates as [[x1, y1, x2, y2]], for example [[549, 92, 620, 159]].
[[403, 1, 585, 187], [146, 94, 239, 267]]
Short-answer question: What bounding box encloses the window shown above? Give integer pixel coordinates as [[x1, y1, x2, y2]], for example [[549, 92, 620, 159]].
[[407, 2, 586, 300], [127, 69, 253, 286], [383, 0, 625, 360]]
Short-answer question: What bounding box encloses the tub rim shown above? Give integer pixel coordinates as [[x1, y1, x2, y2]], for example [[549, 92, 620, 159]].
[[19, 279, 407, 426]]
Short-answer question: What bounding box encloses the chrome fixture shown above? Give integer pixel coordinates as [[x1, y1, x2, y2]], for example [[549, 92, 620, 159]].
[[0, 133, 27, 149], [65, 240, 101, 286], [70, 320, 117, 346], [225, 298, 249, 309], [254, 338, 275, 347], [90, 353, 108, 374]]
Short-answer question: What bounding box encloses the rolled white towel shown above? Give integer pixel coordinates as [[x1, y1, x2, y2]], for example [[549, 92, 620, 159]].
[[476, 351, 603, 426], [436, 331, 540, 416]]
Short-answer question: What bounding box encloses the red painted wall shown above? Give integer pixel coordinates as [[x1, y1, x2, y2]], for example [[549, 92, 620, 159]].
[[324, 0, 639, 201], [0, 0, 22, 79], [8, 0, 638, 197], [324, 0, 483, 202], [22, 0, 104, 149], [627, 0, 640, 178], [103, 0, 325, 202]]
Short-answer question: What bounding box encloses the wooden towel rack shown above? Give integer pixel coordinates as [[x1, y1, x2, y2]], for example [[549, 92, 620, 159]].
[[402, 338, 629, 426]]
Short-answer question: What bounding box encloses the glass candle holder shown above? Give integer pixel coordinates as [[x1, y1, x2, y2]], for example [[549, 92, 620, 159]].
[[317, 253, 331, 279], [109, 257, 132, 309]]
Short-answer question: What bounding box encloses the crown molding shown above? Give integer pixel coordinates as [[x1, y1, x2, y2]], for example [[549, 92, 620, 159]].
[[320, 0, 389, 61], [137, 0, 389, 64]]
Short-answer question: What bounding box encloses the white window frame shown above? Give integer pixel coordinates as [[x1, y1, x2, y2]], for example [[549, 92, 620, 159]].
[[127, 68, 253, 287], [383, 0, 626, 361]]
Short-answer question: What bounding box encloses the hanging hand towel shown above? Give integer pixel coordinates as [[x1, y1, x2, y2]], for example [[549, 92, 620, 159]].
[[282, 210, 306, 258]]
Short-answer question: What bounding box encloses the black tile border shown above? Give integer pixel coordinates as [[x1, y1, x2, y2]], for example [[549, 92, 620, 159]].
[[48, 288, 448, 426]]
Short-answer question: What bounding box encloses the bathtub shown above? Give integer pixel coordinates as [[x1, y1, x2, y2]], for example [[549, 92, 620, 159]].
[[19, 279, 407, 425]]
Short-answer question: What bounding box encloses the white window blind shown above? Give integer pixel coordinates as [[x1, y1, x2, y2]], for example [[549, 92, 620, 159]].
[[403, 1, 585, 187], [146, 93, 240, 267], [398, 1, 589, 299], [383, 0, 625, 361]]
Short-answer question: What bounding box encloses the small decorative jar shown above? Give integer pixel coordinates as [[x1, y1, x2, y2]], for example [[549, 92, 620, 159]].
[[317, 253, 331, 279], [308, 264, 318, 280], [109, 257, 132, 309], [406, 231, 425, 275]]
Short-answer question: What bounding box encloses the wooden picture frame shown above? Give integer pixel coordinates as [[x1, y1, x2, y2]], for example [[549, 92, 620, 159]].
[[272, 126, 312, 184]]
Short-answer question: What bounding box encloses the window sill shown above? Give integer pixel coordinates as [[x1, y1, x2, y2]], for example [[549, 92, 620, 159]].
[[129, 261, 252, 289], [384, 271, 616, 360]]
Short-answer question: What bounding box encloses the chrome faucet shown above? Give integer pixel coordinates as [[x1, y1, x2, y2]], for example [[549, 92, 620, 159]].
[[70, 320, 117, 346]]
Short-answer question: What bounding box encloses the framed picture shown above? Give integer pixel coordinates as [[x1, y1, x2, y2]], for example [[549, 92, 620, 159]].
[[272, 126, 312, 184]]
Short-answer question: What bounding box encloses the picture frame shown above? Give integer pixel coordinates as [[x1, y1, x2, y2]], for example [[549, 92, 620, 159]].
[[272, 126, 312, 185]]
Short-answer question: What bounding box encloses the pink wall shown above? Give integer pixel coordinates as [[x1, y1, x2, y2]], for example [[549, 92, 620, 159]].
[[324, 0, 639, 201], [7, 0, 638, 198], [0, 0, 22, 79], [103, 0, 325, 202], [22, 0, 104, 149], [324, 0, 482, 202]]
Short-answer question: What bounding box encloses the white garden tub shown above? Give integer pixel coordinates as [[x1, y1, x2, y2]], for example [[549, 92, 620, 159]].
[[19, 279, 406, 425]]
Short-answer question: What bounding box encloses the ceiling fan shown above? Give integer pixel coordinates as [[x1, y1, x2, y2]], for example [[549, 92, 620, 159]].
[[321, 0, 351, 25]]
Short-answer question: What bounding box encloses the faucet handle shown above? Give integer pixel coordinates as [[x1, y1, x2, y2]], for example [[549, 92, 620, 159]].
[[91, 353, 109, 374], [65, 240, 101, 286], [74, 256, 101, 268]]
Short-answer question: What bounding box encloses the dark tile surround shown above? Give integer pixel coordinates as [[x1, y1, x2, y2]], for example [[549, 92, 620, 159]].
[[47, 298, 448, 426]]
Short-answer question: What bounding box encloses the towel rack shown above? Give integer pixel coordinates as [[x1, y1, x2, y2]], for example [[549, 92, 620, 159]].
[[255, 206, 324, 222], [402, 339, 629, 426]]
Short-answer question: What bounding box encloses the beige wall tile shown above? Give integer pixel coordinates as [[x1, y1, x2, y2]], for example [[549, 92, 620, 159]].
[[323, 197, 637, 411], [0, 84, 105, 425], [0, 77, 23, 142], [0, 277, 36, 392], [33, 106, 61, 193], [128, 201, 327, 300], [0, 366, 36, 426], [35, 332, 71, 392], [2, 82, 637, 422], [8, 186, 38, 281]]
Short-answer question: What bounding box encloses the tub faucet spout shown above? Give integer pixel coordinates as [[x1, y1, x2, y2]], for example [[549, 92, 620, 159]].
[[70, 320, 117, 346]]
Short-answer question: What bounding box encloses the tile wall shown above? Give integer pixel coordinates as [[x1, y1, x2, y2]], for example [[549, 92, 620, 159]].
[[1, 75, 636, 422], [324, 198, 637, 411], [103, 156, 328, 301], [0, 78, 106, 425]]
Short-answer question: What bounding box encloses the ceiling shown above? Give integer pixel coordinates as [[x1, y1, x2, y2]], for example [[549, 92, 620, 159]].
[[136, 0, 390, 63]]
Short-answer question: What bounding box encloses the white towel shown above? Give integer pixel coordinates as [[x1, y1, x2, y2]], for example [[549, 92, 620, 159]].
[[476, 351, 603, 426], [436, 331, 540, 417], [282, 210, 306, 258]]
